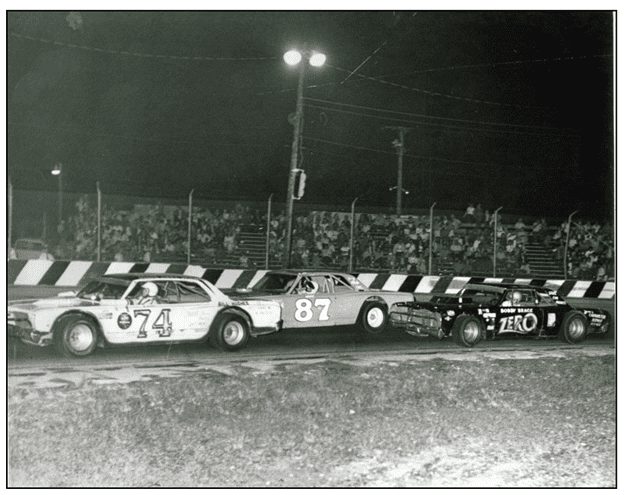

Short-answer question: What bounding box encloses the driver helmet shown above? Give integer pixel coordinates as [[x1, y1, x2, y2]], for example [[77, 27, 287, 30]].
[[511, 291, 522, 304], [142, 282, 159, 297], [307, 280, 319, 293]]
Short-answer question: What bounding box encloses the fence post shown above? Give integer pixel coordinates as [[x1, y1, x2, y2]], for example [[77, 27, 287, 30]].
[[265, 194, 273, 270], [187, 189, 194, 265], [349, 197, 359, 272], [563, 210, 578, 279], [493, 206, 503, 277], [96, 181, 102, 261], [8, 176, 12, 257], [428, 202, 437, 274]]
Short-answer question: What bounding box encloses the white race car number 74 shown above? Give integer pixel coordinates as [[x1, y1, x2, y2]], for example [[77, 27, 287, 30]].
[[294, 298, 331, 322]]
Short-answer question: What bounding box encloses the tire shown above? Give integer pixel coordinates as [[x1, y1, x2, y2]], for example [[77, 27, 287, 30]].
[[210, 313, 250, 351], [452, 315, 484, 347], [558, 311, 588, 344], [53, 314, 99, 358], [359, 301, 388, 335]]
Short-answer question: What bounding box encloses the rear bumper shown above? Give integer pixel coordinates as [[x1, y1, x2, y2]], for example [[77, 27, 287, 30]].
[[390, 309, 443, 338]]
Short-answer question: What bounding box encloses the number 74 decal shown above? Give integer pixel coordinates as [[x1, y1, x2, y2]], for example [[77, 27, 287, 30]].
[[133, 309, 173, 338], [294, 298, 332, 322]]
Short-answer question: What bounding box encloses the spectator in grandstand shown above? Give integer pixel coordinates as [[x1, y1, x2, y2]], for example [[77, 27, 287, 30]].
[[463, 203, 476, 223]]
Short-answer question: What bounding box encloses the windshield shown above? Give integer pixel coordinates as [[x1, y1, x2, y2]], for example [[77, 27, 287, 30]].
[[77, 279, 130, 300], [461, 288, 503, 304], [251, 273, 298, 293], [335, 274, 368, 291]]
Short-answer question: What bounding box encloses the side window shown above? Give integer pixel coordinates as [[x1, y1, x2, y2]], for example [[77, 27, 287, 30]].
[[504, 290, 535, 306], [332, 275, 354, 293], [161, 281, 179, 304], [176, 281, 212, 303]]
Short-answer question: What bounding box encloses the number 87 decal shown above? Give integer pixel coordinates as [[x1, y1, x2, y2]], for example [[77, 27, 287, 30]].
[[294, 298, 331, 322]]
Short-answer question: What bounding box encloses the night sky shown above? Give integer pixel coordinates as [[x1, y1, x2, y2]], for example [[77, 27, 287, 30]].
[[7, 11, 614, 218]]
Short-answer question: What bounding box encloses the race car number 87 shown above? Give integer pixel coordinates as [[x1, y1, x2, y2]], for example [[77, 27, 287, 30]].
[[295, 298, 331, 322]]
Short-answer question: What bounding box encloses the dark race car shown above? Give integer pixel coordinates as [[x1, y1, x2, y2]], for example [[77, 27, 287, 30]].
[[389, 283, 609, 347]]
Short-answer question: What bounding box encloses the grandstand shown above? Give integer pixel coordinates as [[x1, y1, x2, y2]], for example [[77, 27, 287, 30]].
[[10, 193, 612, 281]]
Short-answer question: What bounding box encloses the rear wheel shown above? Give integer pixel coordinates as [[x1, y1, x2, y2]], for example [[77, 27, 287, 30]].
[[210, 313, 250, 351], [452, 315, 484, 347], [54, 314, 99, 358], [559, 311, 588, 344], [359, 302, 388, 335]]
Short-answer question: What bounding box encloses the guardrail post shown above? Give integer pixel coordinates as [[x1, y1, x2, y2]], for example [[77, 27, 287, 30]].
[[187, 189, 194, 265], [349, 197, 359, 272], [96, 181, 102, 261], [563, 210, 579, 279], [265, 193, 273, 270], [428, 202, 436, 275], [493, 206, 503, 277]]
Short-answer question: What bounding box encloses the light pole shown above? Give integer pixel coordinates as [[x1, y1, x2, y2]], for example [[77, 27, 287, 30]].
[[384, 126, 410, 216], [563, 210, 579, 279], [349, 197, 359, 272], [282, 48, 326, 268], [51, 163, 63, 229], [492, 206, 503, 277], [428, 202, 436, 275]]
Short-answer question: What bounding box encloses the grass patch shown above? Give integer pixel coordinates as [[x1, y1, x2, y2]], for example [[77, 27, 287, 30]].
[[8, 355, 615, 487]]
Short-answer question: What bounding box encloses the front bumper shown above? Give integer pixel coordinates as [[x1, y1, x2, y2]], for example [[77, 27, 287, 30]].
[[251, 319, 283, 337], [8, 323, 52, 347], [389, 309, 443, 338]]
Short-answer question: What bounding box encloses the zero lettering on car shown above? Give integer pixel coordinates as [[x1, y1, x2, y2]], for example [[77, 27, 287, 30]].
[[521, 312, 538, 332], [499, 312, 538, 333]]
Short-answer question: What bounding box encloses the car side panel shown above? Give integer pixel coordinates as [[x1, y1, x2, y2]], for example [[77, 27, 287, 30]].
[[101, 302, 219, 344], [494, 305, 544, 335]]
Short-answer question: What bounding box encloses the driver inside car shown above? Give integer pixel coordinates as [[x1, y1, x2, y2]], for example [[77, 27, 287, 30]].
[[133, 282, 160, 305], [296, 279, 319, 295]]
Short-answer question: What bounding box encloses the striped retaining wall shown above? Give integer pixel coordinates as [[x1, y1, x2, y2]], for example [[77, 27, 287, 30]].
[[7, 260, 615, 299]]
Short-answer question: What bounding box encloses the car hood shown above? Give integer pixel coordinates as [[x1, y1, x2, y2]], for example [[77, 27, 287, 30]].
[[9, 297, 101, 312]]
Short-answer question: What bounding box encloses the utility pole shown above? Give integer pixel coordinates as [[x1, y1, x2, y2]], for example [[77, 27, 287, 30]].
[[384, 126, 410, 216], [283, 60, 306, 268]]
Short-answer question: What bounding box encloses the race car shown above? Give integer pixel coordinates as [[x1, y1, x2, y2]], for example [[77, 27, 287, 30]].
[[232, 270, 414, 333], [389, 283, 609, 347], [8, 273, 282, 357]]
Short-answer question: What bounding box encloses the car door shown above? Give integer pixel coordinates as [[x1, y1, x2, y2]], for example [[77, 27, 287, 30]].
[[107, 280, 217, 344], [495, 289, 543, 335], [281, 275, 337, 329]]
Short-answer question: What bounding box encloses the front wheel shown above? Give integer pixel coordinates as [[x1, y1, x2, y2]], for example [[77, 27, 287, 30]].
[[359, 302, 388, 335], [210, 313, 250, 351], [452, 315, 484, 347], [559, 311, 588, 344], [53, 314, 99, 358]]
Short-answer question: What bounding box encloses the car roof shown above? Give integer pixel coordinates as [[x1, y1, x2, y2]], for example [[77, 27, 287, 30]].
[[266, 270, 350, 277], [464, 282, 548, 293], [98, 273, 205, 282]]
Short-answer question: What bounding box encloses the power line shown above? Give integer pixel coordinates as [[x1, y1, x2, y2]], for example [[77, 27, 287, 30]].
[[327, 63, 548, 110], [356, 53, 613, 80], [305, 103, 575, 138], [303, 136, 502, 168], [340, 39, 389, 84], [302, 146, 488, 179], [9, 31, 276, 61], [304, 96, 575, 133], [8, 120, 286, 148]]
